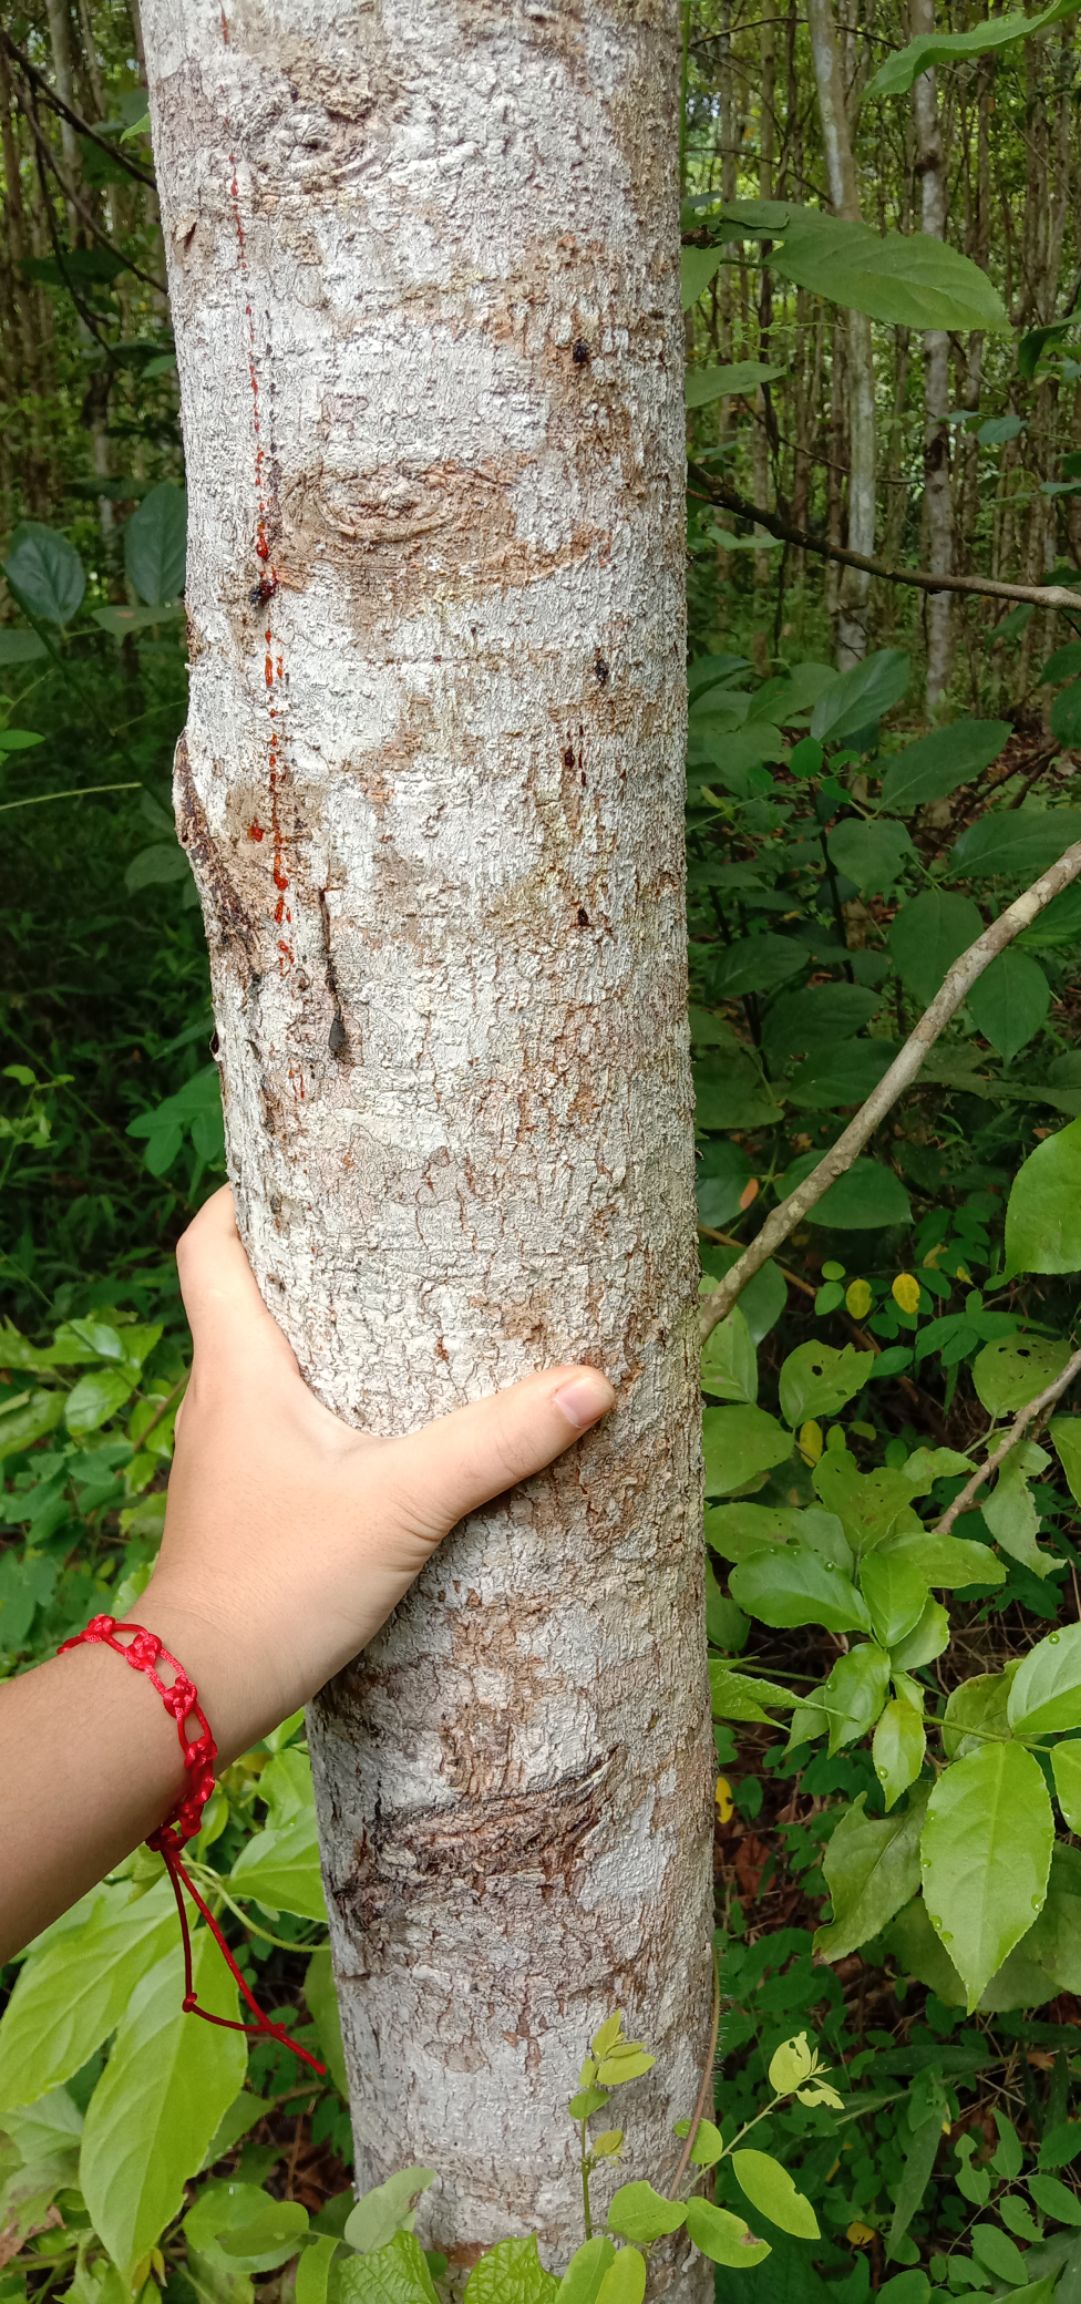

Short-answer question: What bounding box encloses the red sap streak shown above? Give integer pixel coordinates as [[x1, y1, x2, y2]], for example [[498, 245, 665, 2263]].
[[248, 821, 265, 842]]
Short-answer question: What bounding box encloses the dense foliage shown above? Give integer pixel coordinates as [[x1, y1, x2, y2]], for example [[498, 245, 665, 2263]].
[[6, 3, 1081, 2302]]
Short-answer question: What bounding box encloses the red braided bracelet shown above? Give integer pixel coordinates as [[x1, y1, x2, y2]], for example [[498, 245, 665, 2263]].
[[59, 1615, 324, 2076]]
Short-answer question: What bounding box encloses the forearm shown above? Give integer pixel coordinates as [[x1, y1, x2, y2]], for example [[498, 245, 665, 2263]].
[[0, 1595, 253, 1966]]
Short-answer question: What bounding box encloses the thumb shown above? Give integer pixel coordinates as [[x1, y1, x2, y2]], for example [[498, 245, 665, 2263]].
[[384, 1364, 616, 1539]]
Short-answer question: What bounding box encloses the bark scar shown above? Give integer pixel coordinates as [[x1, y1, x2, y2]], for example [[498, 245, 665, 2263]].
[[173, 732, 256, 960], [318, 884, 351, 1061]]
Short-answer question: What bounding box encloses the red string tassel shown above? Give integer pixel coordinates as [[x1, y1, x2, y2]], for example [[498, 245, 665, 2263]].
[[59, 1615, 325, 2076]]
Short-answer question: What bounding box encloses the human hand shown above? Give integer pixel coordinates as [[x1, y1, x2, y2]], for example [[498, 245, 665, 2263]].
[[142, 1188, 615, 1762]]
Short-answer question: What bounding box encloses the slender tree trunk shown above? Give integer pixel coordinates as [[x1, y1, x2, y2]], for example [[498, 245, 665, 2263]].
[[808, 0, 874, 665], [142, 0, 712, 2269], [910, 0, 951, 712]]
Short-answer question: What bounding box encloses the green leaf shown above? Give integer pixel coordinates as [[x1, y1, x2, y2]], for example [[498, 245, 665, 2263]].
[[778, 1341, 874, 1426], [779, 1153, 911, 1231], [125, 842, 189, 894], [684, 2198, 770, 2269], [967, 948, 1050, 1061], [729, 1544, 871, 1635], [344, 2170, 438, 2254], [701, 1306, 758, 1404], [827, 818, 914, 894], [1050, 1742, 1081, 1832], [297, 2236, 341, 2304], [681, 245, 725, 309], [0, 626, 47, 662], [877, 1527, 1005, 1591], [786, 1040, 896, 1111], [340, 2232, 441, 2304], [759, 206, 1008, 334], [763, 982, 881, 1061], [892, 1598, 950, 1671], [973, 1333, 1070, 1415], [0, 1384, 65, 1462], [0, 1880, 175, 2113], [710, 1664, 799, 1724], [1006, 1118, 1081, 1275], [686, 361, 786, 408], [879, 721, 1010, 813], [706, 1502, 850, 1569], [694, 1053, 781, 1132], [185, 2182, 310, 2272], [606, 2184, 686, 2245], [702, 1404, 792, 1497], [950, 809, 1081, 880], [1051, 682, 1081, 746], [814, 1786, 928, 1960], [305, 1948, 347, 2097], [229, 1810, 327, 1921], [982, 1443, 1057, 1579], [818, 1643, 891, 1754], [1053, 1417, 1081, 1506], [1028, 2172, 1081, 2225], [557, 2240, 616, 2304], [0, 727, 44, 752], [922, 1744, 1054, 2009], [943, 1668, 1017, 1760], [79, 1934, 248, 2281], [687, 2118, 726, 2167], [595, 2046, 655, 2085], [593, 2248, 647, 2304], [712, 934, 809, 998], [1009, 1621, 1081, 1735], [3, 520, 86, 625], [93, 601, 184, 638], [873, 1700, 927, 1811], [65, 1363, 139, 1435], [889, 889, 982, 1007], [811, 649, 911, 744], [730, 2151, 819, 2241], [124, 482, 187, 605], [860, 1548, 930, 1650], [696, 1141, 752, 1229], [867, 2, 1081, 97]]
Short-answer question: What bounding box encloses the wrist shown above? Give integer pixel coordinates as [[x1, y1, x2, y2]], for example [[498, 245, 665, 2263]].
[[137, 1579, 275, 1766]]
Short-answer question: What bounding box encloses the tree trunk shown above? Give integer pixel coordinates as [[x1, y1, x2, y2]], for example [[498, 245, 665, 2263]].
[[910, 0, 951, 713], [141, 0, 713, 2270], [808, 0, 874, 665]]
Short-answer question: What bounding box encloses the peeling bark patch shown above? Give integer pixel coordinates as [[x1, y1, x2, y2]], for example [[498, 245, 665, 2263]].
[[173, 733, 255, 959], [341, 1754, 613, 1937]]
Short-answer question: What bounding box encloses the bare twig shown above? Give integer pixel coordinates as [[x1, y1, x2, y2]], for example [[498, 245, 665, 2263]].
[[671, 1951, 722, 2193], [0, 28, 156, 189], [701, 839, 1081, 1338], [933, 1342, 1081, 1538], [688, 466, 1081, 616]]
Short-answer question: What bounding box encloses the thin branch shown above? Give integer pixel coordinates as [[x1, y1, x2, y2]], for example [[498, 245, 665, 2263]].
[[12, 82, 165, 295], [688, 465, 1081, 615], [701, 839, 1081, 1338], [933, 1342, 1081, 1538], [0, 28, 156, 189], [671, 1952, 722, 2193]]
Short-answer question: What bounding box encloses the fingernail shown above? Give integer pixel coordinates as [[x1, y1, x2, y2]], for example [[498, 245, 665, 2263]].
[[552, 1370, 616, 1430]]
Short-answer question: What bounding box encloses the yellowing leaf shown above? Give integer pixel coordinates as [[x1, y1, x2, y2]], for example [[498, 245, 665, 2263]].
[[845, 1279, 873, 1319], [892, 1272, 921, 1315], [847, 2223, 875, 2248], [715, 1775, 735, 1825], [768, 2034, 814, 2095], [798, 1419, 824, 1465]]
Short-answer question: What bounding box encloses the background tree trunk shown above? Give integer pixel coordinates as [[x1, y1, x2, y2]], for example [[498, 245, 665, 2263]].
[[808, 0, 874, 665], [141, 0, 713, 2270], [910, 0, 952, 713]]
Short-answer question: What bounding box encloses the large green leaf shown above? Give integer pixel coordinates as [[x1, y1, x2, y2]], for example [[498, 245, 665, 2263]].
[[982, 1442, 1057, 1579], [1050, 683, 1081, 747], [343, 2168, 437, 2253], [972, 1333, 1070, 1415], [1006, 1118, 1081, 1275], [949, 810, 1081, 880], [785, 1042, 897, 1111], [0, 626, 47, 663], [712, 935, 809, 998], [686, 361, 786, 408], [867, 2, 1081, 98], [814, 1788, 928, 1960], [1050, 1417, 1081, 1505], [123, 482, 187, 605], [593, 2248, 647, 2304], [877, 1528, 1005, 1591], [710, 1664, 800, 1725], [684, 2198, 770, 2269], [967, 948, 1050, 1061], [778, 1341, 874, 1426], [942, 1669, 1017, 1760], [1009, 1621, 1081, 1736], [185, 2182, 310, 2273], [702, 1404, 792, 1497], [860, 1549, 930, 1650], [607, 2184, 686, 2244], [229, 1809, 327, 1921], [3, 520, 85, 625], [79, 1934, 248, 2281], [873, 1699, 927, 1812], [694, 1054, 781, 1132], [827, 818, 914, 894], [818, 1644, 891, 1753], [701, 1306, 758, 1404], [340, 2232, 441, 2304], [1051, 1742, 1081, 1833], [728, 1544, 871, 1634], [780, 1153, 911, 1231], [879, 721, 1010, 814], [763, 982, 881, 1061], [557, 2240, 616, 2304], [811, 649, 911, 743], [681, 245, 726, 310], [730, 2152, 819, 2241], [888, 889, 982, 1007], [0, 1881, 175, 2113], [747, 205, 1009, 334], [921, 1744, 1054, 2010]]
